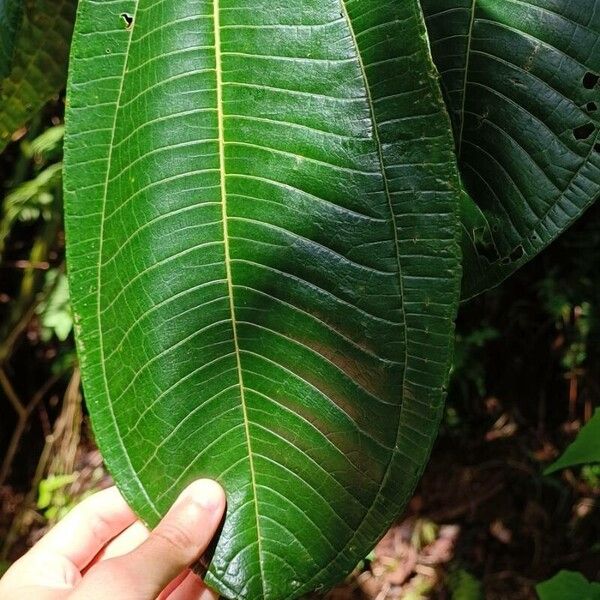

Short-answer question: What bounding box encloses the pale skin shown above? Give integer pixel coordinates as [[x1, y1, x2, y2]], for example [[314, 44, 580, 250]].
[[0, 479, 226, 600]]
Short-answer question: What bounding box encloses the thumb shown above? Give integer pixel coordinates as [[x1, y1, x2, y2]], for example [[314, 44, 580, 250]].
[[76, 479, 226, 600]]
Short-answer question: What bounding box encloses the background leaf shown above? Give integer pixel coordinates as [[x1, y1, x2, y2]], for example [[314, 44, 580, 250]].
[[36, 270, 72, 342], [0, 160, 62, 259], [545, 409, 600, 474], [64, 0, 462, 598], [536, 570, 600, 600], [421, 0, 600, 298], [0, 0, 76, 151], [0, 0, 23, 79], [448, 568, 484, 600]]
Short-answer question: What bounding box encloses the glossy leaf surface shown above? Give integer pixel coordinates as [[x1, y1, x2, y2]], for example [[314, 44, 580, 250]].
[[0, 0, 76, 151], [422, 0, 600, 298], [64, 0, 461, 598], [0, 0, 23, 79]]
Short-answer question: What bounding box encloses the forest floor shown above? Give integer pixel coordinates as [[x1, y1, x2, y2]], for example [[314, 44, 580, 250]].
[[1, 400, 597, 600]]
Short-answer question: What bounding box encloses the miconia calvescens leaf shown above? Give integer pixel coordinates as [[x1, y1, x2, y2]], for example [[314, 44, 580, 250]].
[[421, 0, 600, 298], [64, 1, 462, 598]]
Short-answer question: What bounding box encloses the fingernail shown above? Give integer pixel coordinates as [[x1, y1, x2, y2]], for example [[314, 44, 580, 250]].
[[179, 479, 225, 513]]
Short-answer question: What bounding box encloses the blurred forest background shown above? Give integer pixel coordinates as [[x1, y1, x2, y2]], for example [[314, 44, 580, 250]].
[[0, 95, 598, 600]]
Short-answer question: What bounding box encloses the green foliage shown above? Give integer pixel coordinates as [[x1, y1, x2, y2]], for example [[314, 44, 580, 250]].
[[545, 410, 600, 474], [536, 571, 600, 600], [451, 325, 499, 400], [448, 569, 484, 600], [0, 162, 61, 255], [581, 464, 600, 488], [446, 199, 600, 436], [0, 119, 65, 368], [25, 124, 64, 160], [421, 0, 600, 298], [37, 470, 105, 523], [0, 0, 23, 78], [0, 0, 76, 151], [37, 473, 77, 521], [538, 279, 593, 372], [36, 270, 72, 342], [0, 125, 63, 259]]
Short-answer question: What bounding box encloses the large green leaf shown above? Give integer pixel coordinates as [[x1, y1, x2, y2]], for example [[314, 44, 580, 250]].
[[421, 0, 600, 298], [64, 1, 462, 598], [0, 0, 23, 79], [0, 0, 76, 151]]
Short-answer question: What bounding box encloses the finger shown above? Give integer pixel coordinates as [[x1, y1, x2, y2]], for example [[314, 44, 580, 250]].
[[166, 571, 219, 600], [76, 479, 225, 600], [84, 521, 150, 571], [0, 549, 81, 592], [0, 487, 136, 593], [0, 586, 70, 600], [158, 569, 190, 600], [34, 486, 137, 571]]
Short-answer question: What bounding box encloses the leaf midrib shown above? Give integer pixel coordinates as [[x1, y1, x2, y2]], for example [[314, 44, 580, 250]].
[[213, 0, 267, 596]]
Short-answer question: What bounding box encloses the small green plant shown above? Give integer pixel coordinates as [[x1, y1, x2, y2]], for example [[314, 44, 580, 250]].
[[36, 271, 72, 342], [536, 570, 600, 600], [37, 473, 78, 521], [448, 568, 484, 600], [545, 410, 600, 475]]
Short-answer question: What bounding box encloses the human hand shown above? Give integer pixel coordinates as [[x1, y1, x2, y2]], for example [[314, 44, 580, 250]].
[[0, 479, 226, 600]]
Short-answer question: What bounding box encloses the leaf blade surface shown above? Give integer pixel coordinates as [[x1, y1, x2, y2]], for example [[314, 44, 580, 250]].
[[64, 1, 462, 598]]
